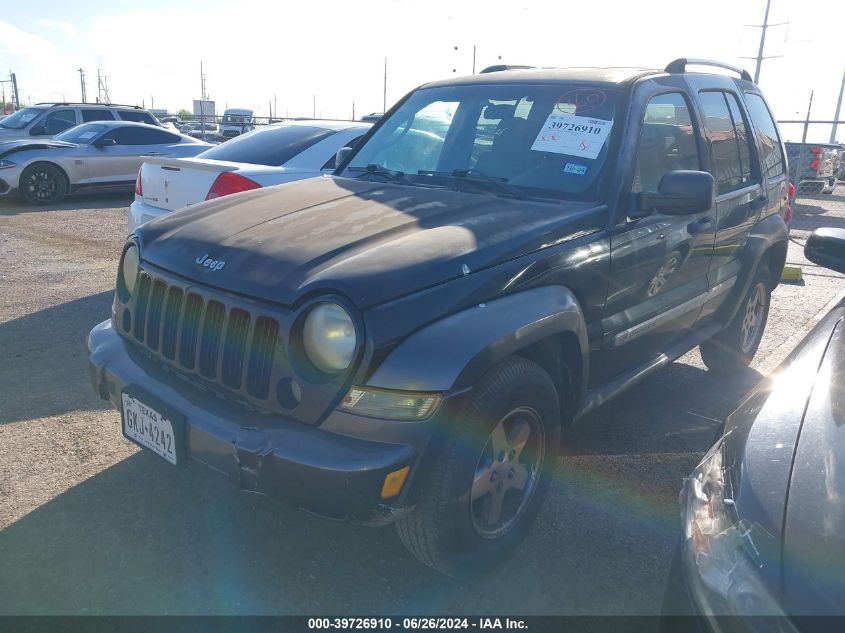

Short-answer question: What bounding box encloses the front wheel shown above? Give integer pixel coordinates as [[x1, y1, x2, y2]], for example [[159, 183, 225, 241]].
[[700, 267, 771, 373], [20, 163, 68, 205], [395, 356, 562, 577]]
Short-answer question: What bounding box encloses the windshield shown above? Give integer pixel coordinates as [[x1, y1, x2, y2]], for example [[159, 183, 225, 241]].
[[222, 115, 251, 124], [54, 123, 109, 144], [0, 107, 46, 130], [344, 82, 621, 200]]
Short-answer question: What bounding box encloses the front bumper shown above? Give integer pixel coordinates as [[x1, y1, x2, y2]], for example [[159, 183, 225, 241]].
[[88, 319, 432, 523]]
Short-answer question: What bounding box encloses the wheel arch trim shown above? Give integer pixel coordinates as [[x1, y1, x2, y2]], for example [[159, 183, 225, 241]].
[[365, 286, 589, 403]]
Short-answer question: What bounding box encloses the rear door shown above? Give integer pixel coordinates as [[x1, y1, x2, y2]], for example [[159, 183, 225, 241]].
[[742, 91, 788, 220], [598, 83, 716, 383]]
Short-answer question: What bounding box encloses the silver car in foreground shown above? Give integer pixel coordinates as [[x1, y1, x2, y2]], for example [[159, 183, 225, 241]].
[[0, 121, 210, 205]]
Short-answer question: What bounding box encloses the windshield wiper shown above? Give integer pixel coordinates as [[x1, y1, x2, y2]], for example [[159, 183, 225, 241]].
[[348, 163, 409, 184], [418, 168, 523, 199]]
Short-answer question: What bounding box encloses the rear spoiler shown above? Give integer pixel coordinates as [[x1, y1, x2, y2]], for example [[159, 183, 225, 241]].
[[141, 155, 239, 173]]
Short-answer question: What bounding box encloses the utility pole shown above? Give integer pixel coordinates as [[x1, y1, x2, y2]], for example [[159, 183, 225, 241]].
[[830, 69, 845, 143], [10, 72, 19, 109], [383, 57, 387, 113], [802, 90, 814, 143], [741, 0, 787, 84], [472, 45, 476, 74], [313, 94, 316, 118], [77, 68, 87, 103], [199, 61, 207, 136], [352, 100, 355, 120]]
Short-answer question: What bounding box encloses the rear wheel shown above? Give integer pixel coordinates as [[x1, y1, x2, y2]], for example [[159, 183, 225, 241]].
[[395, 356, 562, 577], [700, 267, 771, 373], [20, 163, 68, 205]]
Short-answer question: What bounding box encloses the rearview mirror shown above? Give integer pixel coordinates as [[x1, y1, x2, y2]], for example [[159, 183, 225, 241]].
[[636, 170, 715, 217], [93, 137, 116, 148], [335, 146, 353, 169], [805, 228, 845, 274]]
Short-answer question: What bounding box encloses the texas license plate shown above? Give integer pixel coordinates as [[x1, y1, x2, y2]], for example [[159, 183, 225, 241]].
[[121, 392, 180, 466]]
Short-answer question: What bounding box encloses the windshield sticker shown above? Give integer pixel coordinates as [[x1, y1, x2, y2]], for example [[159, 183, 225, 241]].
[[563, 163, 587, 175], [20, 113, 37, 123], [78, 132, 98, 140], [531, 114, 613, 160], [556, 89, 608, 115]]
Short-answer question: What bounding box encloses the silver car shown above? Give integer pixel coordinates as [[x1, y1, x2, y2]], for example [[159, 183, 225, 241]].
[[0, 120, 210, 205]]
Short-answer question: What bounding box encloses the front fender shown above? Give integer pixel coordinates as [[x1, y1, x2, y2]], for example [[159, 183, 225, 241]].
[[366, 286, 588, 395]]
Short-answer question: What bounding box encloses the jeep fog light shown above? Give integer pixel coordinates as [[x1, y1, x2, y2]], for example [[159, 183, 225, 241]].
[[121, 244, 140, 295], [340, 387, 441, 420]]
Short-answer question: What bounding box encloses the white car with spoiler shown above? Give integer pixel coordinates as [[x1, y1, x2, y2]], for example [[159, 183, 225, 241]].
[[128, 119, 371, 233]]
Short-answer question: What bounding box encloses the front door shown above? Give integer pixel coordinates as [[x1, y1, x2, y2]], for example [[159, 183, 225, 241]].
[[598, 88, 717, 383]]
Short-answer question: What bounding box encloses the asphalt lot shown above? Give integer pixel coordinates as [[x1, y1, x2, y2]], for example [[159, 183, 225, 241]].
[[0, 190, 843, 616]]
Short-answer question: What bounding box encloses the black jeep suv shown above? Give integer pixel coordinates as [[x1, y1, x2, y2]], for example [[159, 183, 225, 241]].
[[89, 59, 791, 576]]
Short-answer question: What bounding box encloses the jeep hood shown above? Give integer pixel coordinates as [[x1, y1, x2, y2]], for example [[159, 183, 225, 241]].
[[136, 176, 599, 308]]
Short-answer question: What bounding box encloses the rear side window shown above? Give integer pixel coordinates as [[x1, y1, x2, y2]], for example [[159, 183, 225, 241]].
[[81, 109, 115, 122], [698, 91, 754, 194], [116, 110, 158, 125], [632, 92, 700, 193], [197, 126, 336, 166], [41, 109, 77, 134], [743, 93, 785, 179]]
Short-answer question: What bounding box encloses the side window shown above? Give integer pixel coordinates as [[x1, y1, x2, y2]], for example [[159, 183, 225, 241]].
[[699, 91, 745, 194], [743, 93, 785, 179], [81, 109, 115, 122], [41, 109, 77, 134], [724, 93, 755, 185], [116, 110, 158, 125], [102, 127, 173, 145], [632, 92, 700, 193]]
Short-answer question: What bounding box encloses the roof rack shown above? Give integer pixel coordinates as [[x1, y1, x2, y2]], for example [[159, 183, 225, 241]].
[[479, 65, 535, 74], [34, 102, 145, 109], [664, 58, 753, 83]]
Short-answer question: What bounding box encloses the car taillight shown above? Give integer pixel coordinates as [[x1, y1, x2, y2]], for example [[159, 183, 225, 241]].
[[205, 172, 261, 200], [135, 167, 143, 196], [784, 182, 795, 224], [788, 182, 795, 201]]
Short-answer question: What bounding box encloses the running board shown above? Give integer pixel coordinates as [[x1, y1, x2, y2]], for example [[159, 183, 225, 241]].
[[575, 320, 725, 420]]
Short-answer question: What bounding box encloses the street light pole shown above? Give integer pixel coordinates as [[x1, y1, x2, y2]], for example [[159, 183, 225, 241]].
[[802, 90, 814, 144], [830, 69, 845, 143]]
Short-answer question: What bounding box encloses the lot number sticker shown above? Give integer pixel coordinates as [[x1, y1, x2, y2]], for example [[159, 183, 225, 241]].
[[531, 114, 613, 160]]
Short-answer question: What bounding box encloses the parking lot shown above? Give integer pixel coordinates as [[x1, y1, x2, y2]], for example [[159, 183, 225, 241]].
[[0, 191, 843, 616]]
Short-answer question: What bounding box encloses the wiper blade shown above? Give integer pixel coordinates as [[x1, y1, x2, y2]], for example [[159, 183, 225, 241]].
[[348, 163, 409, 184], [418, 168, 523, 199]]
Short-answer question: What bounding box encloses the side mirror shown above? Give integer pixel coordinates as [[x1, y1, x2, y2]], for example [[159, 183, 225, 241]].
[[335, 146, 353, 169], [93, 137, 116, 148], [636, 170, 715, 216], [805, 228, 845, 275], [30, 125, 47, 136]]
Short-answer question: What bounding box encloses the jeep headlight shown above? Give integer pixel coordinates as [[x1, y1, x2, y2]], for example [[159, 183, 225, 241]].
[[302, 302, 356, 373], [121, 243, 140, 296], [681, 438, 782, 616]]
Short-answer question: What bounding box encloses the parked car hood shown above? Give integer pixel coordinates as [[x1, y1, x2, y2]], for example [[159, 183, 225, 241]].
[[0, 139, 76, 158], [135, 175, 600, 309]]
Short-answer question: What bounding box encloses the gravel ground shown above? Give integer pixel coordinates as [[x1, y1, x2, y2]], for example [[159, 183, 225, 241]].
[[0, 190, 843, 616]]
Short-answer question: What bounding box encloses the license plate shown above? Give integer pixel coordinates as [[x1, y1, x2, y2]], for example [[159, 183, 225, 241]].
[[121, 392, 179, 465]]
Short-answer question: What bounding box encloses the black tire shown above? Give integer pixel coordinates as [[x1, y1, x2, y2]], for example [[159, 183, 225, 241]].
[[395, 356, 562, 577], [20, 162, 68, 205], [700, 266, 771, 373]]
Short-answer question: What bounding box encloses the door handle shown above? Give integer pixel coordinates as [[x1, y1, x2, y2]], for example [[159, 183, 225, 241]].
[[749, 195, 768, 211], [687, 217, 715, 235]]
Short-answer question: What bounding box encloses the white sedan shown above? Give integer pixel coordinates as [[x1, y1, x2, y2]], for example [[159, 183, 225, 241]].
[[129, 120, 371, 232]]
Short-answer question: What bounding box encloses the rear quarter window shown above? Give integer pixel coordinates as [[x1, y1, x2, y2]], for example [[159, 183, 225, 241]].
[[197, 126, 336, 166], [116, 110, 158, 125]]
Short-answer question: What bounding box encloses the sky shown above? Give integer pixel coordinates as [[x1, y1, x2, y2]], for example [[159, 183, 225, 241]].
[[1, 0, 844, 142]]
